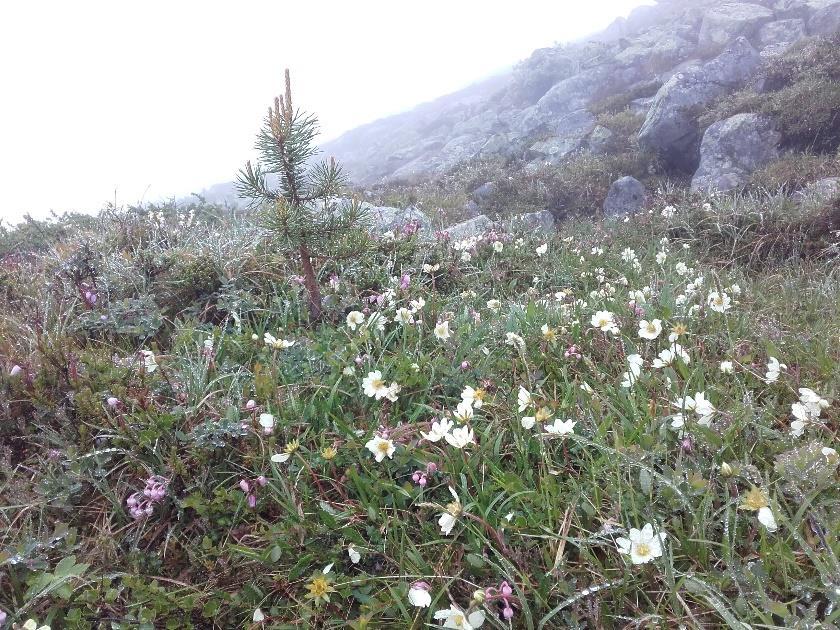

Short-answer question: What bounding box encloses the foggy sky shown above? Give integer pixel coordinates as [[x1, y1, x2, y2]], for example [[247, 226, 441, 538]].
[[0, 0, 654, 223]]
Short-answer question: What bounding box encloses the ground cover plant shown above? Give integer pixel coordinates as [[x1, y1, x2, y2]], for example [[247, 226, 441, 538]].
[[1, 186, 838, 628]]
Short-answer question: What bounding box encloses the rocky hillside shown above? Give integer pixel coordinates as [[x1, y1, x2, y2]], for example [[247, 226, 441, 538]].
[[317, 0, 840, 197]]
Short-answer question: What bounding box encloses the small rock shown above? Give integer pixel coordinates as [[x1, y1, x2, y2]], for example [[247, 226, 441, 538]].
[[758, 19, 806, 46], [471, 182, 497, 203], [604, 176, 646, 217], [794, 177, 840, 201], [588, 126, 615, 155], [697, 3, 774, 56]]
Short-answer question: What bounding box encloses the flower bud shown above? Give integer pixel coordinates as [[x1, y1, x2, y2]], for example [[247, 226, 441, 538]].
[[720, 462, 734, 477]]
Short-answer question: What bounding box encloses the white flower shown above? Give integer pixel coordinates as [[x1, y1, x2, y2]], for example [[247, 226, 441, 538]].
[[253, 609, 265, 623], [365, 435, 396, 462], [453, 401, 474, 423], [461, 386, 485, 409], [675, 262, 689, 276], [271, 452, 291, 463], [9, 364, 23, 377], [720, 360, 734, 374], [461, 251, 472, 262], [408, 582, 432, 608], [764, 357, 786, 383], [544, 418, 576, 435], [434, 321, 451, 340], [707, 291, 732, 313], [656, 251, 667, 264], [638, 319, 662, 340], [362, 371, 387, 399], [517, 386, 533, 412], [621, 248, 637, 263], [346, 311, 365, 330], [622, 354, 645, 386], [615, 523, 667, 565], [422, 263, 440, 274], [790, 419, 807, 438], [486, 299, 501, 312], [536, 243, 548, 256], [394, 307, 415, 325], [591, 310, 619, 334], [347, 545, 361, 564], [342, 365, 356, 376], [434, 605, 485, 629], [421, 417, 454, 442], [438, 487, 462, 535], [410, 297, 426, 312], [139, 350, 158, 373], [445, 425, 475, 449], [757, 506, 777, 531], [258, 413, 275, 434], [521, 416, 536, 429], [493, 241, 504, 252], [505, 332, 525, 350], [661, 205, 676, 219], [675, 392, 715, 425]]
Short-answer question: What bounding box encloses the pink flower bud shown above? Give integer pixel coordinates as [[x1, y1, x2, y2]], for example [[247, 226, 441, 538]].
[[503, 605, 514, 620], [9, 365, 22, 377], [426, 462, 438, 474], [246, 399, 256, 410], [256, 475, 267, 487], [418, 475, 427, 487], [239, 479, 250, 493], [247, 493, 257, 509], [460, 361, 471, 370], [412, 472, 421, 482], [500, 581, 513, 597], [107, 396, 120, 408]]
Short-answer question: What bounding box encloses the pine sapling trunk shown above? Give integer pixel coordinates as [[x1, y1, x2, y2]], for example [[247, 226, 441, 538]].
[[298, 243, 322, 320]]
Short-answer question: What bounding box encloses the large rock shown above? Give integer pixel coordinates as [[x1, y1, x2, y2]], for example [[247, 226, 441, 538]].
[[807, 0, 840, 35], [697, 3, 774, 55], [527, 110, 595, 163], [690, 114, 781, 193], [319, 199, 433, 236], [614, 29, 696, 73], [639, 37, 762, 171], [588, 125, 616, 154], [441, 215, 496, 241], [604, 176, 646, 217], [758, 19, 807, 45], [511, 210, 555, 233]]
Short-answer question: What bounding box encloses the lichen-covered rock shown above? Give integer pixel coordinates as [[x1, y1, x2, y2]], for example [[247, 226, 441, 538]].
[[604, 176, 646, 217], [510, 210, 555, 233], [794, 177, 840, 201], [639, 37, 761, 171], [588, 125, 616, 154], [441, 215, 496, 241], [697, 3, 774, 55], [758, 19, 806, 46], [690, 114, 780, 193], [527, 110, 596, 163], [807, 0, 840, 35]]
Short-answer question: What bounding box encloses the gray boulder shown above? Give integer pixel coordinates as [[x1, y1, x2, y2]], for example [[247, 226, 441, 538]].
[[442, 215, 496, 241], [588, 126, 616, 154], [604, 176, 646, 217], [471, 181, 497, 203], [690, 114, 781, 193], [807, 0, 840, 35], [511, 210, 556, 233], [528, 110, 596, 163], [317, 198, 433, 236], [758, 19, 807, 45], [697, 3, 774, 55], [639, 37, 762, 171]]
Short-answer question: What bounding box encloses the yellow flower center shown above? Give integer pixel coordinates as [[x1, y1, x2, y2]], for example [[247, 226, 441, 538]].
[[377, 441, 391, 454], [453, 614, 464, 625], [636, 542, 651, 557], [445, 501, 462, 517], [646, 323, 657, 333], [372, 378, 385, 390], [672, 323, 688, 336], [740, 487, 768, 511], [284, 439, 300, 454], [308, 576, 330, 597], [322, 447, 337, 460], [474, 388, 486, 401]]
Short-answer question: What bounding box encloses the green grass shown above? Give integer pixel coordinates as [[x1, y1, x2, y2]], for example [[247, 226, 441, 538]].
[[0, 194, 838, 628]]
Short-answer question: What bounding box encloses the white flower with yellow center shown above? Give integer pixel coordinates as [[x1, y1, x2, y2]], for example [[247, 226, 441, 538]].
[[591, 310, 619, 334], [365, 435, 396, 462], [461, 386, 486, 409], [517, 386, 533, 413], [638, 319, 662, 340], [346, 311, 365, 330], [434, 605, 485, 629], [434, 320, 451, 340], [445, 425, 475, 449], [438, 487, 463, 536], [544, 418, 576, 435], [394, 307, 414, 325], [707, 291, 732, 313], [421, 417, 453, 442], [615, 523, 667, 564]]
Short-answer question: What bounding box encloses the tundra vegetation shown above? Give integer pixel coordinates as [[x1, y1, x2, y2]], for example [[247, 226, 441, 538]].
[[1, 48, 839, 630]]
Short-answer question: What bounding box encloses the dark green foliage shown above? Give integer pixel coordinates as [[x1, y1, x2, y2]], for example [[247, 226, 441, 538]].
[[237, 69, 370, 320]]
